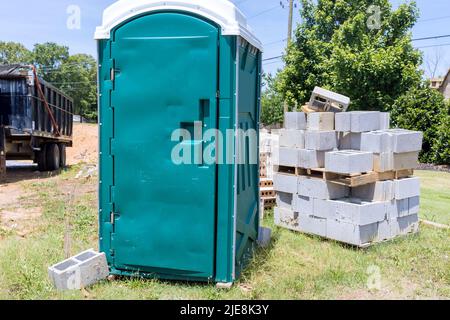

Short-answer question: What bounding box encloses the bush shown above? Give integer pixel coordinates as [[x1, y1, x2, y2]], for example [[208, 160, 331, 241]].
[[391, 84, 449, 164], [260, 74, 284, 126]]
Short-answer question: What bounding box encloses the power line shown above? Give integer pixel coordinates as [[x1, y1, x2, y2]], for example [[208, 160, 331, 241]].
[[416, 43, 450, 49], [264, 38, 288, 46], [417, 15, 450, 23], [262, 55, 283, 62], [248, 5, 280, 19], [412, 34, 450, 42]]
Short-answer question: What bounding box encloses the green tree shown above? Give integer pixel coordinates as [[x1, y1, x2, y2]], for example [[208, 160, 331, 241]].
[[277, 0, 422, 111], [52, 54, 98, 120], [32, 42, 70, 82], [0, 41, 32, 64], [261, 74, 284, 126]]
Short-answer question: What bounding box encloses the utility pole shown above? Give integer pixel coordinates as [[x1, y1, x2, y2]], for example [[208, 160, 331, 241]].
[[284, 0, 294, 112]]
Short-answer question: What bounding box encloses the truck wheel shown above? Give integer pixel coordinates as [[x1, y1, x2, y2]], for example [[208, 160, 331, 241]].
[[59, 144, 67, 168], [46, 143, 60, 171], [37, 144, 47, 172]]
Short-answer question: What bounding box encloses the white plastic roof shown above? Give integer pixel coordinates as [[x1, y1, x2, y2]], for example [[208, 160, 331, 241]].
[[94, 0, 263, 51]]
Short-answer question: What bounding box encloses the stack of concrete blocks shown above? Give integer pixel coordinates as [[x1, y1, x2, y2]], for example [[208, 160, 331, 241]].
[[273, 110, 423, 247], [260, 129, 279, 179]]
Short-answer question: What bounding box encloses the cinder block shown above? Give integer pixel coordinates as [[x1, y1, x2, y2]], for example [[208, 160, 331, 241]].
[[327, 198, 387, 225], [312, 198, 333, 219], [257, 227, 272, 248], [276, 147, 300, 167], [387, 199, 408, 220], [276, 191, 293, 209], [274, 207, 299, 229], [306, 112, 335, 131], [336, 112, 380, 132], [373, 151, 419, 172], [392, 214, 419, 236], [293, 195, 314, 215], [325, 150, 373, 174], [298, 149, 326, 168], [335, 113, 351, 132], [298, 177, 349, 200], [326, 219, 379, 246], [304, 131, 337, 151], [361, 131, 393, 153], [394, 177, 420, 200], [408, 196, 420, 215], [279, 129, 305, 148], [377, 219, 395, 241], [298, 213, 327, 237], [380, 112, 390, 130], [338, 132, 362, 150], [48, 249, 109, 291], [386, 129, 423, 153], [285, 112, 307, 130], [351, 180, 394, 201], [274, 173, 299, 194]]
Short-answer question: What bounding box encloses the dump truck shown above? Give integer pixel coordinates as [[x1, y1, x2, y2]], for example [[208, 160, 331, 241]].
[[0, 64, 73, 174]]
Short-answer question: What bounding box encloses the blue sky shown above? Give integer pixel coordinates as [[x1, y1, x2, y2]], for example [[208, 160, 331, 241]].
[[1, 0, 449, 78]]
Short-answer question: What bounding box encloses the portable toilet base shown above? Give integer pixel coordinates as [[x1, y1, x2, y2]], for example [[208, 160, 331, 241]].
[[95, 0, 262, 283]]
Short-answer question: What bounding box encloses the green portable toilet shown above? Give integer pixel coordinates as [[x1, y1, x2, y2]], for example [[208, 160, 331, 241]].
[[95, 0, 262, 284]]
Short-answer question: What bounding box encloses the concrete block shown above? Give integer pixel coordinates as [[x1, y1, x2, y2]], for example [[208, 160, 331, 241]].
[[325, 150, 373, 174], [274, 173, 299, 194], [408, 196, 420, 215], [377, 219, 395, 241], [361, 131, 393, 153], [387, 199, 409, 219], [386, 129, 423, 153], [309, 87, 350, 112], [335, 113, 351, 132], [298, 149, 326, 168], [305, 131, 337, 151], [257, 227, 272, 248], [351, 180, 395, 201], [279, 129, 305, 148], [327, 198, 387, 225], [276, 191, 293, 209], [393, 214, 419, 236], [293, 195, 314, 215], [276, 147, 300, 167], [298, 177, 349, 200], [306, 112, 335, 131], [274, 207, 299, 229], [326, 219, 379, 246], [338, 132, 362, 150], [298, 213, 327, 237], [312, 198, 333, 219], [48, 249, 109, 291], [380, 112, 390, 130], [285, 112, 307, 130], [373, 151, 419, 172], [394, 177, 420, 200], [336, 112, 380, 132]]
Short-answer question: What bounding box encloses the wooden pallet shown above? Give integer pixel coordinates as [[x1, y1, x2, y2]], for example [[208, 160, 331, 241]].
[[275, 165, 414, 187]]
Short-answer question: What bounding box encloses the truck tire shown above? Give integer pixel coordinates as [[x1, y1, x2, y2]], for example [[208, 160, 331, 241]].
[[46, 143, 60, 171], [37, 144, 47, 172], [59, 144, 67, 168]]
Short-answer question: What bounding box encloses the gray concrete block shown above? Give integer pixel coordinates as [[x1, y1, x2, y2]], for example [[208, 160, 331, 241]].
[[305, 131, 337, 151], [361, 131, 393, 153], [298, 213, 327, 237], [338, 132, 362, 150], [257, 227, 272, 248], [393, 214, 419, 236], [298, 177, 349, 199], [326, 219, 379, 246], [274, 173, 299, 194], [309, 87, 350, 112], [48, 249, 109, 291], [386, 129, 423, 153], [279, 129, 305, 148], [276, 191, 293, 209], [276, 147, 300, 167], [312, 198, 333, 219], [298, 149, 326, 168], [285, 112, 307, 130], [408, 196, 420, 215], [394, 177, 420, 200], [377, 219, 395, 241], [325, 150, 373, 174], [335, 113, 351, 132], [327, 198, 387, 225], [336, 112, 380, 132], [274, 207, 299, 230], [306, 112, 335, 131], [380, 112, 390, 130], [373, 151, 419, 172], [293, 195, 314, 215], [351, 180, 395, 201]]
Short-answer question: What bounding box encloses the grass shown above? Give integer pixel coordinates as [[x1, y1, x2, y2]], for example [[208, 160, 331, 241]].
[[0, 168, 449, 300]]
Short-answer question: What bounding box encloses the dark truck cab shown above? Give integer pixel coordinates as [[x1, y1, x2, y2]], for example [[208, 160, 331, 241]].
[[0, 64, 73, 175]]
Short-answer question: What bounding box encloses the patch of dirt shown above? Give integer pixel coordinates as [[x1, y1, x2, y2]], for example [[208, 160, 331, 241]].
[[66, 123, 98, 165], [0, 207, 42, 237]]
